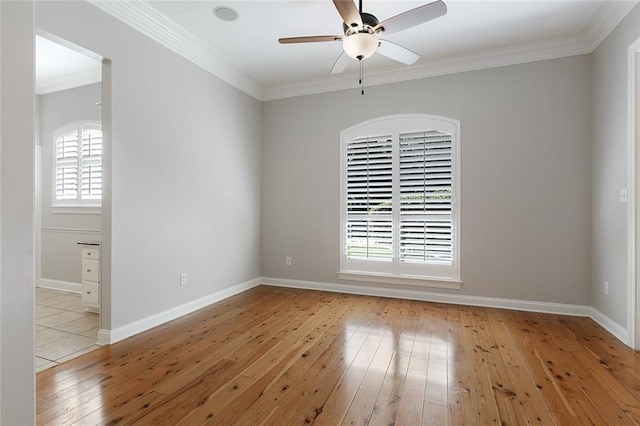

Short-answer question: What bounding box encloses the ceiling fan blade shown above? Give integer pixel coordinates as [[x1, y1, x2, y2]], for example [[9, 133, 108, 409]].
[[377, 40, 420, 65], [330, 52, 351, 74], [332, 0, 363, 29], [374, 0, 447, 35], [279, 35, 343, 44]]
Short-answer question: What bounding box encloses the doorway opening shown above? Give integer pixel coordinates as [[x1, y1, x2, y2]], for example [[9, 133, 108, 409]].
[[34, 32, 104, 370]]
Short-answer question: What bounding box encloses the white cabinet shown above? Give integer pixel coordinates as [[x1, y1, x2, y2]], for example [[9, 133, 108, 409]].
[[83, 282, 100, 306], [79, 242, 100, 312], [82, 259, 100, 282]]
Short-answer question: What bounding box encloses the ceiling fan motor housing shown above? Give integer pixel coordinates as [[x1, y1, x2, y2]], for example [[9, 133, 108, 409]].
[[343, 12, 379, 35]]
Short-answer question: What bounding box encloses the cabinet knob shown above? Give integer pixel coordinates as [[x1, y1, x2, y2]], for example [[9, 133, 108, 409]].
[[86, 269, 91, 273], [86, 291, 91, 294], [87, 252, 92, 256]]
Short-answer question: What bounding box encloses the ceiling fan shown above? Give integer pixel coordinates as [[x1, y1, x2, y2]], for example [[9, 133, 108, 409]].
[[278, 0, 447, 75]]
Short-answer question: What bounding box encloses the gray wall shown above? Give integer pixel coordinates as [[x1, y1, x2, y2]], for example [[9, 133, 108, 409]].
[[38, 83, 102, 285], [0, 0, 632, 422], [262, 55, 592, 306], [1, 1, 36, 423], [591, 4, 640, 327], [36, 1, 262, 330]]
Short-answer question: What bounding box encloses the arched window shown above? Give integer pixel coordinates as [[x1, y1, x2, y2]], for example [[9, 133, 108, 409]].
[[339, 114, 461, 287], [53, 121, 102, 206]]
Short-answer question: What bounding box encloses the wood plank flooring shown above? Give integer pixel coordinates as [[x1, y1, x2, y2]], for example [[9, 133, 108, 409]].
[[36, 285, 640, 425]]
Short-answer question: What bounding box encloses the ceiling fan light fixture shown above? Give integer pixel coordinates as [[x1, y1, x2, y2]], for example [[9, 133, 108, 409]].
[[342, 33, 378, 60]]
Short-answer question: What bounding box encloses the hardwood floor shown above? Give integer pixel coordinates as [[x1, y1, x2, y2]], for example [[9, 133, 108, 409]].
[[36, 285, 640, 425]]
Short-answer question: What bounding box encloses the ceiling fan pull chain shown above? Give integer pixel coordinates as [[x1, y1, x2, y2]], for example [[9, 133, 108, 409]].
[[359, 59, 365, 95]]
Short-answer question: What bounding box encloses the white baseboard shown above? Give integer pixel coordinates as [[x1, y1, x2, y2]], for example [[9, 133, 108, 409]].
[[38, 278, 82, 294], [96, 329, 111, 346], [260, 277, 592, 317], [261, 277, 634, 347], [99, 277, 261, 345], [93, 275, 631, 349], [589, 307, 629, 344]]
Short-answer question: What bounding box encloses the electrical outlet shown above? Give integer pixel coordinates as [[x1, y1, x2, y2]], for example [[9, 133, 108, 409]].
[[180, 272, 187, 286], [604, 281, 609, 295], [620, 188, 628, 203], [285, 256, 292, 266]]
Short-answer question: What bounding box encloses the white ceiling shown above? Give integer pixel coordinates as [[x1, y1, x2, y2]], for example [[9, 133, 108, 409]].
[[84, 0, 639, 99], [148, 0, 605, 87], [36, 35, 102, 95], [141, 0, 636, 97]]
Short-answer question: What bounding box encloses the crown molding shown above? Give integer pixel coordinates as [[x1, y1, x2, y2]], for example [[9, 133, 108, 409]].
[[87, 0, 264, 101], [263, 34, 592, 101], [87, 0, 637, 102], [36, 67, 101, 95], [583, 0, 639, 51], [263, 1, 637, 101]]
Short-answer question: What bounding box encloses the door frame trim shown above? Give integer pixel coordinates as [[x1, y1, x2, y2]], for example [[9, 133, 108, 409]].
[[627, 36, 640, 349]]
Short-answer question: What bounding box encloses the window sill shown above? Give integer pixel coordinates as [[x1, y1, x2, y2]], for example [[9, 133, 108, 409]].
[[337, 271, 462, 290], [51, 206, 102, 215]]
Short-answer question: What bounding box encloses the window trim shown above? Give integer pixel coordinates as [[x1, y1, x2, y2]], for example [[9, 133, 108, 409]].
[[51, 206, 102, 215], [337, 271, 462, 289], [338, 114, 461, 288], [52, 120, 103, 209]]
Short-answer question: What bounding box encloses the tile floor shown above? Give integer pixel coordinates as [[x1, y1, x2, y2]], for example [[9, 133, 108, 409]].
[[36, 287, 100, 372]]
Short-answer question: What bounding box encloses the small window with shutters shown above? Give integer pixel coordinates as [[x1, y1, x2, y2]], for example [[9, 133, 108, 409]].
[[53, 121, 102, 207], [339, 115, 461, 287]]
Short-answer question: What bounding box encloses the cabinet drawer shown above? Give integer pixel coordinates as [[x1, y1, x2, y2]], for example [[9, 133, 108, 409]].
[[82, 247, 100, 260], [82, 259, 100, 282], [82, 282, 99, 306]]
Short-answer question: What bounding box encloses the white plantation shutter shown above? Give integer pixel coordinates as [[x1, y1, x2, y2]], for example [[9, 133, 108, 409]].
[[341, 115, 459, 282], [55, 131, 80, 200], [54, 122, 102, 206], [399, 131, 452, 264], [345, 135, 393, 263], [81, 125, 103, 200]]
